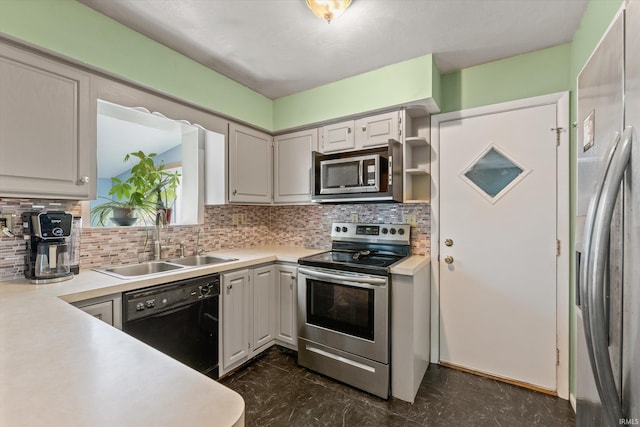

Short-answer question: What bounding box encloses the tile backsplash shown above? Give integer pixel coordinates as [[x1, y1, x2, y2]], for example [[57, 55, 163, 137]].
[[0, 198, 429, 281]]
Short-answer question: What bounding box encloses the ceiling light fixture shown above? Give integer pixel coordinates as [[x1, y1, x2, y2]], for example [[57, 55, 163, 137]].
[[306, 0, 352, 23]]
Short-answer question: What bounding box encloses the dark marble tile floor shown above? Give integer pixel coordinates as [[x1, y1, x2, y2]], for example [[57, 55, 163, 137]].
[[219, 346, 576, 427]]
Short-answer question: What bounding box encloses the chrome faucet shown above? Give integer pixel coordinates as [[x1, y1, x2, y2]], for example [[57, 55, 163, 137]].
[[154, 210, 166, 260], [195, 227, 205, 255]]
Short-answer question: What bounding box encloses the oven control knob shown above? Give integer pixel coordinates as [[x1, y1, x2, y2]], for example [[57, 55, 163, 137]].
[[381, 228, 388, 234], [135, 302, 145, 311], [335, 226, 341, 232], [342, 226, 348, 233], [398, 228, 405, 235], [145, 299, 155, 308], [390, 228, 396, 235]]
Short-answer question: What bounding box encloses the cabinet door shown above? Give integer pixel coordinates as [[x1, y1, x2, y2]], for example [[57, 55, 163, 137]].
[[228, 123, 272, 203], [0, 42, 95, 199], [79, 301, 114, 325], [252, 265, 276, 352], [74, 293, 122, 329], [355, 111, 400, 149], [275, 264, 298, 347], [222, 269, 250, 370], [320, 120, 355, 153], [274, 129, 315, 203]]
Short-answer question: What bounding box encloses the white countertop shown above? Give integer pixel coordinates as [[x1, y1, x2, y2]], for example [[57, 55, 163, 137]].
[[0, 245, 427, 426]]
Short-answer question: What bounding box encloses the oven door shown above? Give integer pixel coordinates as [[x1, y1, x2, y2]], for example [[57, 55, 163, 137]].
[[297, 266, 389, 363]]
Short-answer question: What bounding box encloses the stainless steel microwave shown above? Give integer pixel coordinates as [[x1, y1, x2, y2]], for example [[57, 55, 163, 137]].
[[311, 140, 403, 203], [319, 154, 381, 194]]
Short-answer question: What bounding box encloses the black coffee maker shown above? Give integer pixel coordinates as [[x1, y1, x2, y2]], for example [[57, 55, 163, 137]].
[[23, 211, 74, 284]]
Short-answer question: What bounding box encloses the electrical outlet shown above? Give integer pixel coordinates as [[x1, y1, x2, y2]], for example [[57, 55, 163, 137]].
[[350, 213, 358, 222], [0, 214, 12, 229], [241, 214, 247, 224], [402, 214, 417, 226], [232, 214, 239, 226]]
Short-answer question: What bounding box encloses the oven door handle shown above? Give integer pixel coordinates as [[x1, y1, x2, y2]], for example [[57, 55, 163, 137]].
[[298, 267, 387, 286]]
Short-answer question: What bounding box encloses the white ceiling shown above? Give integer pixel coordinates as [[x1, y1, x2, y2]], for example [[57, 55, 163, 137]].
[[79, 0, 588, 100]]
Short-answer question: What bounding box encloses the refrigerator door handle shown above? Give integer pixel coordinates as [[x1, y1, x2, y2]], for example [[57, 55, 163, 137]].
[[580, 130, 621, 386], [585, 126, 633, 426]]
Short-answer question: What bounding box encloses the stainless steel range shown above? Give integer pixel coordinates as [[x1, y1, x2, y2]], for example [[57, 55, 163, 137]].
[[297, 222, 410, 398]]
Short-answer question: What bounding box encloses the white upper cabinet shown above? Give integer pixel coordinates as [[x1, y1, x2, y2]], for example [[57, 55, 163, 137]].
[[355, 111, 400, 149], [228, 123, 272, 203], [274, 129, 316, 203], [319, 111, 401, 154], [320, 120, 355, 153], [0, 42, 96, 199]]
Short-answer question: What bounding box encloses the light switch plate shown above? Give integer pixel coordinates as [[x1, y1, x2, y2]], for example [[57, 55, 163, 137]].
[[350, 213, 358, 222]]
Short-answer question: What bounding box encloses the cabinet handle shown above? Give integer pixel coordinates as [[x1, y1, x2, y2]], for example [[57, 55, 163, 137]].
[[226, 284, 233, 293], [78, 176, 89, 184], [347, 127, 351, 134], [361, 126, 366, 132], [232, 189, 237, 195]]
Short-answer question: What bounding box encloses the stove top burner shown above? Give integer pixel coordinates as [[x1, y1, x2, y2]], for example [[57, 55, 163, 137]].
[[298, 248, 407, 275], [298, 222, 411, 275]]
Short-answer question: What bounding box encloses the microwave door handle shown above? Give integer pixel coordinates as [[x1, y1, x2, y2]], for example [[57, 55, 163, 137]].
[[585, 126, 632, 427], [358, 161, 364, 186]]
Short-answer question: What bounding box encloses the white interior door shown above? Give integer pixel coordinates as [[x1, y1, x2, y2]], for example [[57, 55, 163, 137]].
[[439, 103, 558, 391]]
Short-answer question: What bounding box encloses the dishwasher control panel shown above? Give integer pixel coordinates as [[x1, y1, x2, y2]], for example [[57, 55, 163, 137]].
[[123, 274, 220, 322]]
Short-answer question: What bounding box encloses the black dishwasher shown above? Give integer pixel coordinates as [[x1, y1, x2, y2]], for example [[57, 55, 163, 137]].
[[123, 274, 220, 378]]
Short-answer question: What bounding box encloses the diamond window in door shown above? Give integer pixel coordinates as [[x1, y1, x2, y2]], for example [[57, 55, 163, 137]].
[[460, 145, 530, 203]]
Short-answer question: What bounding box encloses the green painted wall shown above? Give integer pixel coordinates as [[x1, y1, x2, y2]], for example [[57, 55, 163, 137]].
[[273, 54, 438, 131], [439, 43, 571, 113], [567, 0, 624, 396], [0, 0, 273, 130]]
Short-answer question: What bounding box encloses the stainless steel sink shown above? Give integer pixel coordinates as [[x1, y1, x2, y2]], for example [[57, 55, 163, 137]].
[[166, 255, 238, 267], [93, 255, 238, 279], [96, 261, 185, 279]]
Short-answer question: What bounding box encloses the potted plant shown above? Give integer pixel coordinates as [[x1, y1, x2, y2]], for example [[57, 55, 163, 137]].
[[91, 151, 181, 226]]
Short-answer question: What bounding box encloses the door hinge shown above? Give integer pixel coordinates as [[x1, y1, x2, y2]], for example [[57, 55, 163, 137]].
[[551, 127, 563, 146], [556, 239, 561, 256], [556, 348, 560, 365]]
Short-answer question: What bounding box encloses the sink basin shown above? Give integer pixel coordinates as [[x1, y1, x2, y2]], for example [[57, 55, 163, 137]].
[[94, 255, 238, 279], [166, 255, 238, 267], [97, 261, 185, 279]]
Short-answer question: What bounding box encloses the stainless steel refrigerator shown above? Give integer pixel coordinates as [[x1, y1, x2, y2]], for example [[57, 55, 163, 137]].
[[576, 0, 639, 426]]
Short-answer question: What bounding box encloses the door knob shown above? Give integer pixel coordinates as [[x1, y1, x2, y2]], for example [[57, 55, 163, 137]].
[[444, 256, 454, 264], [445, 239, 454, 247]]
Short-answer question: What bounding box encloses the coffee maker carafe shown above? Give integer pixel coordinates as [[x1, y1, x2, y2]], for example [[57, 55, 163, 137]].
[[23, 211, 74, 284]]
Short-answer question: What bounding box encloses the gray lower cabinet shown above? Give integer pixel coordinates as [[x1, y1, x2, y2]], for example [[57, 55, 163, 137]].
[[221, 268, 251, 372], [73, 293, 122, 330], [0, 41, 96, 199], [220, 263, 296, 376], [274, 264, 297, 348]]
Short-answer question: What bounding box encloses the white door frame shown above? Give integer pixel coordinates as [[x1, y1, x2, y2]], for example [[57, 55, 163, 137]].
[[430, 91, 570, 399]]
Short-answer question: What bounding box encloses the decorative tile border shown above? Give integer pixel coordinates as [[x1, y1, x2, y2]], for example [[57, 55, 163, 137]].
[[1, 198, 429, 280]]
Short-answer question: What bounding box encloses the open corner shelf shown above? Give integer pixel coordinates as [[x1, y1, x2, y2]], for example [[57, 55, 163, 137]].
[[405, 136, 429, 147]]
